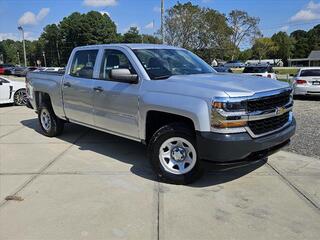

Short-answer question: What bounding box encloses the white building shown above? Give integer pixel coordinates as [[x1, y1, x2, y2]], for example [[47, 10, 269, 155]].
[[245, 59, 283, 67]]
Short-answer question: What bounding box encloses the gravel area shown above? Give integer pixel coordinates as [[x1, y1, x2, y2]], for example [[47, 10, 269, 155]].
[[284, 96, 320, 159]]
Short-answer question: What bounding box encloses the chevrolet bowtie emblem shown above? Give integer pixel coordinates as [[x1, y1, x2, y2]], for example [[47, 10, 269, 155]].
[[275, 107, 286, 116]]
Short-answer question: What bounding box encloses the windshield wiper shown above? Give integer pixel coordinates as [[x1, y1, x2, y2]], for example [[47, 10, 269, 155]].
[[152, 75, 172, 80]]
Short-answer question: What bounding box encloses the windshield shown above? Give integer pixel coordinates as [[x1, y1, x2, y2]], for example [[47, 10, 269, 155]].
[[243, 67, 272, 73], [300, 69, 320, 77], [133, 49, 215, 79]]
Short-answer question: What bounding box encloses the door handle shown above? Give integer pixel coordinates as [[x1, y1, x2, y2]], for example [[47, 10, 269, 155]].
[[63, 82, 71, 88], [93, 86, 104, 93]]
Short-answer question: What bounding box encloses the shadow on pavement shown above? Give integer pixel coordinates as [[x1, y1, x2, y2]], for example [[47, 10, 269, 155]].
[[293, 95, 320, 101], [0, 103, 14, 108], [21, 118, 266, 187]]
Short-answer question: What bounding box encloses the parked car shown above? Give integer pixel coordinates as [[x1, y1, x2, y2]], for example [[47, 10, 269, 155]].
[[223, 60, 245, 68], [213, 66, 233, 73], [33, 67, 64, 72], [293, 67, 320, 96], [242, 64, 277, 79], [0, 76, 27, 105], [0, 64, 15, 75], [26, 44, 295, 184], [13, 66, 38, 77]]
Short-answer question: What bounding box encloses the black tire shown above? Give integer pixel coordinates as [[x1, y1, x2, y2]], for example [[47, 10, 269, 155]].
[[13, 89, 27, 106], [38, 104, 64, 137], [147, 123, 203, 184]]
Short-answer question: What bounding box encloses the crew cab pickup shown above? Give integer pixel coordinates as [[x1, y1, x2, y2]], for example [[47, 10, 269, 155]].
[[26, 44, 296, 184]]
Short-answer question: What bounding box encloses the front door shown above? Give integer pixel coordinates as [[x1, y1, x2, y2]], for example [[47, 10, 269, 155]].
[[92, 48, 140, 139], [0, 78, 11, 103], [62, 49, 98, 126]]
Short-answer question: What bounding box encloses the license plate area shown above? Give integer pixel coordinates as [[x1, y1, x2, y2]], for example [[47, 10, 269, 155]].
[[312, 81, 320, 85]]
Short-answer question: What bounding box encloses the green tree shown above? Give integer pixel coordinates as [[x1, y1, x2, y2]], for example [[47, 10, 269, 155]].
[[307, 24, 320, 51], [163, 2, 232, 61], [228, 10, 260, 59], [141, 34, 161, 44], [252, 37, 278, 60], [0, 39, 20, 64], [40, 24, 61, 66], [271, 31, 293, 64], [238, 48, 253, 61], [122, 27, 142, 43], [290, 30, 309, 58], [58, 11, 118, 64]]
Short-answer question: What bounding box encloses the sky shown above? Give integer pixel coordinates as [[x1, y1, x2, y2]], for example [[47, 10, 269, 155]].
[[0, 0, 320, 48]]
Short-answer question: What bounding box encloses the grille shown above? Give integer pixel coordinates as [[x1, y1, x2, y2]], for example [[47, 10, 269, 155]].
[[248, 112, 290, 135], [247, 91, 291, 112]]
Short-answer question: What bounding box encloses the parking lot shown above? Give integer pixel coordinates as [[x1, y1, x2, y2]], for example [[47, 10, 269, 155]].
[[0, 100, 320, 239], [285, 96, 320, 159]]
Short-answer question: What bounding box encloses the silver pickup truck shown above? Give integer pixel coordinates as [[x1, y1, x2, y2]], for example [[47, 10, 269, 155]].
[[26, 44, 296, 184]]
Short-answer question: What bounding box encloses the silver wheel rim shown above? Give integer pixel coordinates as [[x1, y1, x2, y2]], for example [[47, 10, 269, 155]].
[[14, 90, 27, 105], [40, 109, 51, 131], [159, 137, 197, 175]]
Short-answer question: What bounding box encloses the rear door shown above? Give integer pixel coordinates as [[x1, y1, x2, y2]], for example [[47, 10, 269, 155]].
[[92, 47, 140, 139], [62, 49, 98, 125]]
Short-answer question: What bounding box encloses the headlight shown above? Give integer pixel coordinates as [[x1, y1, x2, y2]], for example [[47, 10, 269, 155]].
[[212, 101, 247, 112], [211, 101, 247, 129]]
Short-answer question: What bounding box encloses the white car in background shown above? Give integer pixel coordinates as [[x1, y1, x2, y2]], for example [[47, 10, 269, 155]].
[[0, 76, 27, 105], [293, 67, 320, 96], [242, 64, 277, 79], [33, 67, 64, 72]]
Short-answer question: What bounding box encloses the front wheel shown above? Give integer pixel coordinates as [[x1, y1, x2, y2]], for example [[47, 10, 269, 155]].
[[148, 123, 202, 184], [38, 104, 64, 137]]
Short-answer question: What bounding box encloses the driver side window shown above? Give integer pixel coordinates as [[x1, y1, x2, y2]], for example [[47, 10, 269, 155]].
[[100, 49, 136, 80]]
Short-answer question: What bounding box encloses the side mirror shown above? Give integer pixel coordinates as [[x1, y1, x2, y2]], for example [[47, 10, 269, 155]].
[[110, 69, 138, 84]]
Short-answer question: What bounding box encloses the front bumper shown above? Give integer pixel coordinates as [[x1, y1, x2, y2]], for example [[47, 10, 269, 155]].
[[196, 118, 296, 162]]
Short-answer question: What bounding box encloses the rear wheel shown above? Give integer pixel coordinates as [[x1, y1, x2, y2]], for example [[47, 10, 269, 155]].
[[148, 123, 202, 184], [13, 89, 27, 106], [38, 104, 64, 137]]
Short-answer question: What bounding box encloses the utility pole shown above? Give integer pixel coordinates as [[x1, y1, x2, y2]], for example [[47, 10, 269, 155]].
[[42, 51, 47, 67], [161, 0, 164, 44], [56, 41, 61, 66], [18, 26, 27, 66]]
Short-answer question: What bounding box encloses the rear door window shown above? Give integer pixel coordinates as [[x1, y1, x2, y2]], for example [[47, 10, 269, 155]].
[[70, 50, 98, 79]]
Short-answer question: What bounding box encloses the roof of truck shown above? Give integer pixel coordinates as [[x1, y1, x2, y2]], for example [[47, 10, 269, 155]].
[[73, 43, 182, 50]]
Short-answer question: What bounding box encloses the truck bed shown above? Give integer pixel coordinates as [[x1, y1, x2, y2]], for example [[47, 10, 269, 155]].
[[26, 71, 65, 118]]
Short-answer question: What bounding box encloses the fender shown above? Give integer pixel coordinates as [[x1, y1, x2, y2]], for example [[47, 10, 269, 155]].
[[139, 92, 211, 140]]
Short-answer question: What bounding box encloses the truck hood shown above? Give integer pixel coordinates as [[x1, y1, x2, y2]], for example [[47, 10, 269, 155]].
[[163, 73, 289, 98]]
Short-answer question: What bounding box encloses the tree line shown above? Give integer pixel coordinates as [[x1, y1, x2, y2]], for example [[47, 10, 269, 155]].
[[0, 11, 159, 67], [0, 2, 319, 67]]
